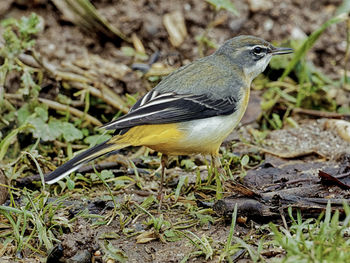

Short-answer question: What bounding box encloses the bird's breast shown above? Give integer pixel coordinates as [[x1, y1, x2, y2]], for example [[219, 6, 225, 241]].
[[176, 87, 250, 155]]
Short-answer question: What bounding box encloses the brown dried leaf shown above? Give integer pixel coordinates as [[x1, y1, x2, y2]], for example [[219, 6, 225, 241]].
[[51, 0, 128, 42], [145, 63, 176, 77], [319, 170, 350, 190], [163, 11, 188, 47], [136, 230, 157, 244], [0, 0, 13, 16], [0, 169, 8, 205], [74, 54, 131, 80], [325, 119, 350, 142], [132, 33, 146, 54]]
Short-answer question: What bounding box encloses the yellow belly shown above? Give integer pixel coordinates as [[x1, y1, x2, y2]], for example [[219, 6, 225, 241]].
[[113, 123, 219, 155]]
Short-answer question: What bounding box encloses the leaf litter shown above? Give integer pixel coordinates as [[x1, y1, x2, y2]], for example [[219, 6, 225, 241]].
[[1, 0, 350, 262]]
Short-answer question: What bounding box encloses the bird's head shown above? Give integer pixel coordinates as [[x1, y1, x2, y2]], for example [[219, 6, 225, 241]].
[[216, 35, 293, 80]]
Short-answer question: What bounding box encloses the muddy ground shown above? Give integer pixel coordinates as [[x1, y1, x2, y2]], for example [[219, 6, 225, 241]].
[[1, 0, 350, 262]]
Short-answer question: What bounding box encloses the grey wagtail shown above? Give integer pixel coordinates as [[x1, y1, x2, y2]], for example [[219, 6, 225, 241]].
[[45, 35, 292, 199]]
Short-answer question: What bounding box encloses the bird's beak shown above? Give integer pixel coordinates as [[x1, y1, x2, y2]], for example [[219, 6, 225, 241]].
[[270, 47, 294, 55]]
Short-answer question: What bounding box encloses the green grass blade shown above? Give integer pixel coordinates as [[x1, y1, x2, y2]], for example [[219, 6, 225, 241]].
[[225, 203, 238, 252], [0, 125, 28, 161], [281, 14, 347, 80]]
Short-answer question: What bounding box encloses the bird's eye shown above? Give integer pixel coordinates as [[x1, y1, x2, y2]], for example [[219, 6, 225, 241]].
[[253, 47, 262, 54]]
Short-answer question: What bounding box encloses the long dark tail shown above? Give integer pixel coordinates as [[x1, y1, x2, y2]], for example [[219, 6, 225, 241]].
[[45, 140, 128, 184]]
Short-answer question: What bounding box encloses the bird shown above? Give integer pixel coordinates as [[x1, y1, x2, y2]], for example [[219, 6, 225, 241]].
[[45, 35, 292, 204]]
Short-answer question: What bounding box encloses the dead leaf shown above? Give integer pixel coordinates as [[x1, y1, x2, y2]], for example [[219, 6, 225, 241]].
[[132, 33, 146, 54], [74, 54, 131, 80], [325, 119, 350, 142], [0, 169, 8, 205], [163, 11, 188, 47], [224, 181, 261, 198], [51, 0, 128, 43], [0, 0, 13, 16], [136, 230, 157, 244], [319, 170, 350, 190], [145, 63, 176, 77]]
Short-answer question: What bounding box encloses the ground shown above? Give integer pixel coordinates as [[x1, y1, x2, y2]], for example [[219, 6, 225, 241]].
[[1, 0, 350, 262]]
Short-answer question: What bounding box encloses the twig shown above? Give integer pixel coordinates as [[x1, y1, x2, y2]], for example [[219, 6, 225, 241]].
[[38, 97, 102, 126], [53, 140, 87, 150], [72, 81, 129, 113], [78, 162, 121, 173], [293, 107, 350, 119], [344, 17, 350, 84], [279, 208, 289, 230], [242, 142, 326, 159], [32, 51, 129, 113], [4, 93, 23, 100], [51, 0, 129, 43]]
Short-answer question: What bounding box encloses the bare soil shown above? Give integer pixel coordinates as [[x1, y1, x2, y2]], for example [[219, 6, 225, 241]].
[[1, 0, 350, 262]]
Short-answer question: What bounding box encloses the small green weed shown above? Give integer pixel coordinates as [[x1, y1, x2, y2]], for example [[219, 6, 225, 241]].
[[197, 0, 238, 56], [270, 202, 350, 262], [0, 13, 42, 101], [0, 187, 69, 258], [259, 13, 348, 130]]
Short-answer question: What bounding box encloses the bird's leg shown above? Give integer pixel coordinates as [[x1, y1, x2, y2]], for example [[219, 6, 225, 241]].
[[211, 154, 226, 176], [211, 154, 226, 199], [157, 154, 168, 208]]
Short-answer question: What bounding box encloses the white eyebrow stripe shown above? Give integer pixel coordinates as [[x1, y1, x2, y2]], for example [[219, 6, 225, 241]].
[[250, 45, 265, 49]]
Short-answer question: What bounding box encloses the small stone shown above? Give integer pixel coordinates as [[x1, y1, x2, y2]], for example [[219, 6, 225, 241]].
[[290, 27, 307, 40], [229, 17, 247, 32], [263, 19, 274, 31], [66, 251, 91, 263], [184, 3, 191, 11], [0, 0, 12, 16], [143, 15, 162, 36]]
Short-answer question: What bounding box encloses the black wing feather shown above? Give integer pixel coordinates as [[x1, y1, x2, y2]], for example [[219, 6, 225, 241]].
[[103, 92, 238, 132]]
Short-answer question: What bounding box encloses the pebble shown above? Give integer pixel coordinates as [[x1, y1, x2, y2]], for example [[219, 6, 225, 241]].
[[229, 17, 247, 32], [290, 27, 307, 40], [263, 19, 274, 31], [66, 251, 91, 263]]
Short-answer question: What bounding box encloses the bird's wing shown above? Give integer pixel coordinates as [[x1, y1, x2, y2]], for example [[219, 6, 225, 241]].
[[101, 89, 238, 131]]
